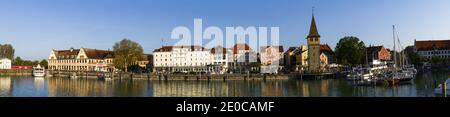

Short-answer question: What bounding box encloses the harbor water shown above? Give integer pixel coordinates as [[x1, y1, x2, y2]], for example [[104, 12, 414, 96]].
[[0, 71, 448, 97]]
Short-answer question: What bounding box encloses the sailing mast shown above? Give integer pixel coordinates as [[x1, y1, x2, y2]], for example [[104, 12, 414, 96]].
[[392, 25, 397, 71]]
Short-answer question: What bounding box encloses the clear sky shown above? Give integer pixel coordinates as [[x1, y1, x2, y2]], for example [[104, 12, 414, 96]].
[[1, 0, 450, 60]]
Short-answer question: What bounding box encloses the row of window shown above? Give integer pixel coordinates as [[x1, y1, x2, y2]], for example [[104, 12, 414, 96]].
[[155, 62, 209, 66], [425, 55, 450, 59], [155, 58, 210, 62], [48, 65, 106, 71], [420, 50, 450, 55], [155, 53, 210, 57], [49, 59, 112, 64]]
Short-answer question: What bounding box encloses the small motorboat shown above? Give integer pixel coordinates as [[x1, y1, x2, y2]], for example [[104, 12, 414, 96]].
[[70, 73, 78, 79], [435, 78, 450, 96]]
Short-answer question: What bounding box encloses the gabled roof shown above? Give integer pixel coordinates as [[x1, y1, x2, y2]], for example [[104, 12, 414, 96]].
[[260, 46, 284, 53]]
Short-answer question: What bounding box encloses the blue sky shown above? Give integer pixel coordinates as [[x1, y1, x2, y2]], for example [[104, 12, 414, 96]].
[[1, 0, 450, 60]]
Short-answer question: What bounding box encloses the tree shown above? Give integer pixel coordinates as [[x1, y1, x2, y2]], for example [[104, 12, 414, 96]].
[[334, 36, 366, 66], [13, 56, 24, 65], [112, 38, 144, 72], [0, 44, 15, 59], [40, 59, 48, 68]]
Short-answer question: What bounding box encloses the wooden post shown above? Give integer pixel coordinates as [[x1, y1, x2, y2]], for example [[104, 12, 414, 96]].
[[443, 82, 447, 97]]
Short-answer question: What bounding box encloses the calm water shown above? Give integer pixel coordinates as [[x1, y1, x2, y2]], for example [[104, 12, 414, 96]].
[[0, 71, 448, 97]]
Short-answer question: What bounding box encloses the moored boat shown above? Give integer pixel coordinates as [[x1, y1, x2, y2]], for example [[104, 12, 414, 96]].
[[32, 64, 46, 77]]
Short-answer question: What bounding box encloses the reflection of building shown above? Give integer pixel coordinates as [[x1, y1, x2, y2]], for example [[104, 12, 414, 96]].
[[414, 40, 450, 60], [152, 81, 228, 97], [48, 48, 115, 72], [0, 58, 11, 69], [0, 77, 11, 96], [306, 14, 321, 73], [260, 46, 284, 74]]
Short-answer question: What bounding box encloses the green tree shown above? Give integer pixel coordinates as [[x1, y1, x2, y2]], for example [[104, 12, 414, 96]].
[[13, 56, 24, 65], [0, 44, 15, 59], [112, 38, 144, 72], [40, 59, 48, 68], [334, 36, 366, 66], [408, 52, 423, 66]]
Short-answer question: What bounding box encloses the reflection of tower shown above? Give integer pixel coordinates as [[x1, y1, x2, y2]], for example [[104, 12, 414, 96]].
[[306, 12, 321, 73]]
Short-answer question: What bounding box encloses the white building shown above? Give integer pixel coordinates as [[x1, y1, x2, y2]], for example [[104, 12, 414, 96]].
[[153, 45, 212, 73], [260, 46, 284, 74], [231, 44, 257, 73], [0, 58, 12, 69], [414, 40, 450, 60], [48, 48, 115, 72], [210, 46, 233, 74]]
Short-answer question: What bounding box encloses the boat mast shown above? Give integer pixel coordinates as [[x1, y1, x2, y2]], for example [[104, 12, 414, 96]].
[[392, 25, 397, 71]]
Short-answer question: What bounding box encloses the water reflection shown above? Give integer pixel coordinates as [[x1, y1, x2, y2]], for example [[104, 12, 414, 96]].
[[0, 71, 447, 97]]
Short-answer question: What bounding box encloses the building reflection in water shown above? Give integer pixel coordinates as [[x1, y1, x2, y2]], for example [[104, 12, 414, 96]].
[[48, 78, 152, 97], [33, 77, 47, 96], [0, 77, 12, 97], [0, 71, 446, 97]]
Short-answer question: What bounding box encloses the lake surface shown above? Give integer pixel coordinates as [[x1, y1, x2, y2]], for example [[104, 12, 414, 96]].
[[0, 71, 448, 97]]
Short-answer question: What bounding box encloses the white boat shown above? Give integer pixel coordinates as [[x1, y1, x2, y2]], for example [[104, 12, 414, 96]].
[[435, 78, 450, 96], [70, 73, 78, 79], [32, 64, 46, 77]]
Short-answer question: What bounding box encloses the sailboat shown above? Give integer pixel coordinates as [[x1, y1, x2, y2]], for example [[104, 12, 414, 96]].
[[383, 25, 415, 85]]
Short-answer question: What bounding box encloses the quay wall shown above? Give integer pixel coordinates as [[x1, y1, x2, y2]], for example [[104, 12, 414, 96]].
[[0, 69, 32, 76]]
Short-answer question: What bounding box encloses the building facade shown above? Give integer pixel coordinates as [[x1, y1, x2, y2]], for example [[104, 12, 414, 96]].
[[0, 58, 11, 69], [153, 45, 212, 73], [260, 46, 284, 74], [210, 46, 233, 74], [319, 44, 335, 69], [231, 44, 256, 73], [414, 40, 450, 60], [366, 45, 391, 65], [48, 48, 115, 72]]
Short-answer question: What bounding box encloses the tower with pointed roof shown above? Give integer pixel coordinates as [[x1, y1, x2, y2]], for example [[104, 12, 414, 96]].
[[306, 13, 321, 73]]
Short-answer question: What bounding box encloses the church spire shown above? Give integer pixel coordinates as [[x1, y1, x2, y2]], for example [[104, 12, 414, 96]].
[[307, 11, 320, 38]]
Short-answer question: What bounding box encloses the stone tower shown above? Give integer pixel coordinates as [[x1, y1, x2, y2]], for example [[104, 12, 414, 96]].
[[306, 14, 321, 73]]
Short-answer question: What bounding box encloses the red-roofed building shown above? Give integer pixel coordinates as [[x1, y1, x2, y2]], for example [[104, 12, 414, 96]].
[[48, 48, 115, 72], [414, 39, 450, 60]]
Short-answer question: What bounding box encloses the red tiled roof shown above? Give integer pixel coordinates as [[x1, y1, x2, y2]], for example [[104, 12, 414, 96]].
[[232, 44, 252, 54], [211, 46, 228, 54], [415, 40, 450, 51], [54, 48, 113, 59], [83, 48, 113, 59], [260, 46, 284, 53], [320, 44, 333, 54]]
